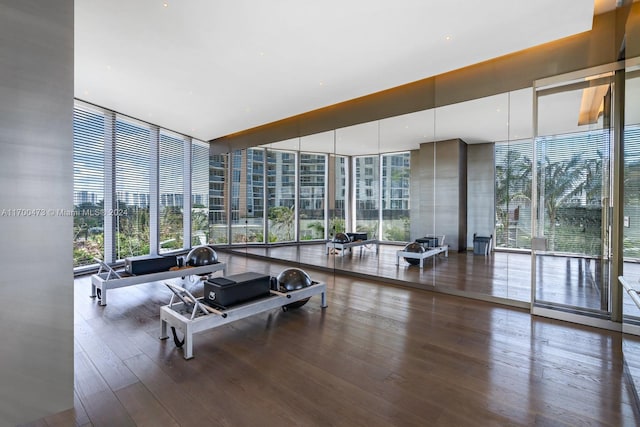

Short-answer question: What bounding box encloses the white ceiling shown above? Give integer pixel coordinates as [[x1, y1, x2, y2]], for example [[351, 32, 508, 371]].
[[75, 0, 602, 144]]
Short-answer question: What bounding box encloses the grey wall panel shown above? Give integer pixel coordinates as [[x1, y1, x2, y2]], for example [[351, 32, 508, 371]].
[[434, 139, 464, 251], [0, 1, 74, 425], [418, 143, 436, 237], [412, 139, 467, 251], [467, 144, 495, 249], [458, 140, 468, 251]]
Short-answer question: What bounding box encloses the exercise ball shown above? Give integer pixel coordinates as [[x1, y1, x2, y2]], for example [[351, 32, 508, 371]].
[[333, 232, 351, 243], [186, 246, 218, 266], [403, 242, 424, 266], [277, 268, 312, 309]]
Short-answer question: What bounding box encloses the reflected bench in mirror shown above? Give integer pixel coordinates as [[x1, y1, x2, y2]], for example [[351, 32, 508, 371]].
[[396, 235, 448, 268]]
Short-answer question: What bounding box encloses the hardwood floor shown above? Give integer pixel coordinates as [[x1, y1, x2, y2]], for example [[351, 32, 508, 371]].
[[232, 243, 640, 317], [22, 252, 640, 426]]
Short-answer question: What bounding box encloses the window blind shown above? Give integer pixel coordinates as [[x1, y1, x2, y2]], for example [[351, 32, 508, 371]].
[[73, 104, 106, 267]]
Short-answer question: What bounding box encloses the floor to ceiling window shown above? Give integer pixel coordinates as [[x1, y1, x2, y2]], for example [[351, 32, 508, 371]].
[[533, 71, 614, 319], [73, 105, 106, 267], [354, 155, 380, 238], [623, 62, 640, 321], [231, 148, 265, 243], [299, 153, 326, 240], [330, 155, 348, 238], [494, 140, 533, 249], [209, 153, 229, 244], [73, 101, 207, 267], [267, 150, 296, 242], [381, 152, 410, 242], [115, 117, 151, 260], [159, 130, 184, 253], [191, 140, 209, 246]]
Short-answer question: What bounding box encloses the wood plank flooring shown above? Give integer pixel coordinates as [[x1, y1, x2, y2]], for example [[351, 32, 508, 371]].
[[234, 243, 640, 314], [22, 253, 640, 426]]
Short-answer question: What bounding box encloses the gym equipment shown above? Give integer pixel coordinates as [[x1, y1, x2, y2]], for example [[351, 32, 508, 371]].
[[401, 242, 425, 266], [396, 235, 448, 268], [204, 272, 271, 307], [346, 232, 368, 241], [91, 257, 226, 306], [619, 276, 640, 309], [326, 235, 379, 257], [277, 268, 312, 310], [160, 270, 327, 359], [186, 245, 218, 266], [333, 233, 351, 243], [125, 254, 178, 275], [415, 236, 439, 248]]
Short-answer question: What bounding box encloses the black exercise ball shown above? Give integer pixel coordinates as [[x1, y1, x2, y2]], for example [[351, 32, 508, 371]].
[[333, 232, 351, 243], [277, 268, 312, 309], [403, 242, 424, 266], [186, 246, 218, 266]]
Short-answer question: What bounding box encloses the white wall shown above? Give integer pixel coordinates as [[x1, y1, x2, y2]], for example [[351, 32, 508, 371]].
[[0, 1, 74, 424]]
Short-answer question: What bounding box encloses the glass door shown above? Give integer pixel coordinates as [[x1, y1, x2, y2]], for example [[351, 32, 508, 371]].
[[532, 70, 615, 320]]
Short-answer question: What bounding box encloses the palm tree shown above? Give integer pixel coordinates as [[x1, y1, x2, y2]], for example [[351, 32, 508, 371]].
[[268, 205, 295, 241], [539, 154, 586, 251], [495, 149, 532, 246]]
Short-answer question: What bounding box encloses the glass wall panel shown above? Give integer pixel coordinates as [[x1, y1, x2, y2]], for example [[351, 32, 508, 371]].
[[354, 155, 379, 238], [209, 153, 229, 244], [267, 150, 296, 242], [299, 153, 326, 240], [623, 61, 640, 320], [159, 131, 184, 252], [494, 140, 533, 249], [331, 154, 348, 238], [191, 140, 209, 246], [231, 148, 264, 243], [533, 73, 613, 316], [115, 117, 151, 260], [381, 152, 410, 241], [73, 105, 105, 267]]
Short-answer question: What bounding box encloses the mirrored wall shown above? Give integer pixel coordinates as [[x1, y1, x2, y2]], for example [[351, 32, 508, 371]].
[[220, 86, 539, 306]]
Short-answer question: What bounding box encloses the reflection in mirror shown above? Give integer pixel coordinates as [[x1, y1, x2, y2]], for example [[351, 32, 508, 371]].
[[496, 89, 533, 302], [533, 72, 614, 317], [622, 59, 640, 401], [227, 88, 547, 307], [230, 148, 265, 245], [206, 150, 229, 245], [266, 148, 296, 243]]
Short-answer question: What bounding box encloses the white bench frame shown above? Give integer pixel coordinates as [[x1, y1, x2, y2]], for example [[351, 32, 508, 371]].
[[91, 258, 226, 305], [160, 281, 327, 359], [326, 239, 379, 257], [396, 235, 448, 268]]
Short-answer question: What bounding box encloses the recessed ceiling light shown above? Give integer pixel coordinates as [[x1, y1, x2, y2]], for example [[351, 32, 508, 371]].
[[445, 35, 453, 41], [163, 2, 168, 7]]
